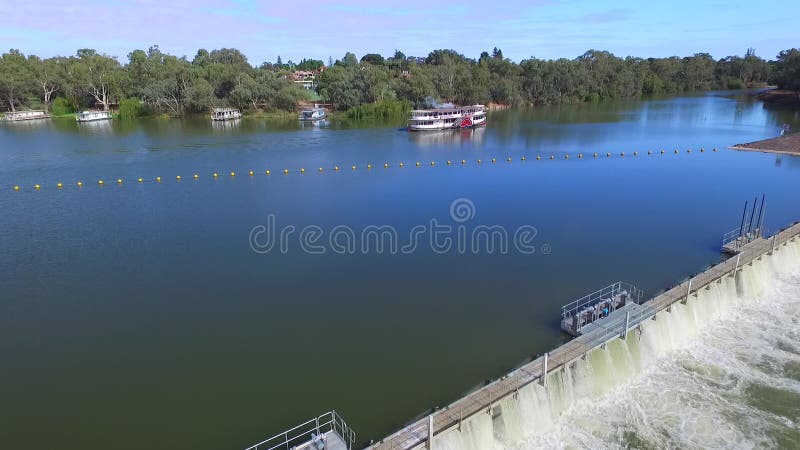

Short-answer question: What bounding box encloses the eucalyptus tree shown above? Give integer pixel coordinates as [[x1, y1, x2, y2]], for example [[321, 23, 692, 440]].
[[74, 49, 125, 111], [27, 56, 66, 111], [0, 49, 32, 112]]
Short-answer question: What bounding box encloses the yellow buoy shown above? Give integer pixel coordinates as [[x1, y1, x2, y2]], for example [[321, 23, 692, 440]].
[[521, 156, 526, 161], [462, 159, 467, 164], [77, 181, 83, 187], [230, 171, 236, 177], [447, 160, 452, 165], [367, 164, 372, 169], [352, 165, 356, 170], [249, 170, 254, 176], [57, 183, 63, 189], [536, 156, 541, 160], [117, 178, 123, 184], [319, 167, 323, 172], [300, 168, 305, 173], [284, 169, 289, 174], [399, 162, 404, 168], [138, 178, 144, 183], [384, 163, 389, 168], [156, 176, 162, 182], [430, 161, 435, 166], [177, 175, 184, 181], [98, 180, 105, 185], [13, 185, 20, 191], [34, 184, 41, 190], [193, 174, 198, 180], [334, 166, 340, 171], [213, 172, 219, 178], [416, 162, 421, 167], [266, 170, 271, 175]]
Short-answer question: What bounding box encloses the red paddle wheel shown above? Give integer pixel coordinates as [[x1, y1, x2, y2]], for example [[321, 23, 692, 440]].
[[459, 116, 473, 128]]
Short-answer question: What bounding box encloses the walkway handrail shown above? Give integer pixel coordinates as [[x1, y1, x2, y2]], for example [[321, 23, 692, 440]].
[[244, 410, 355, 450]]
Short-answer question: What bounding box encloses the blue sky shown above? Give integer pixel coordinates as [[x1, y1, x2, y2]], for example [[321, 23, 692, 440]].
[[0, 0, 795, 64]]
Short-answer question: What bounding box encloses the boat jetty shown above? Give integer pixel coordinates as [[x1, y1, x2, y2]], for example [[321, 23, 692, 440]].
[[408, 105, 486, 131], [76, 110, 112, 122], [210, 107, 242, 121], [2, 110, 51, 122]]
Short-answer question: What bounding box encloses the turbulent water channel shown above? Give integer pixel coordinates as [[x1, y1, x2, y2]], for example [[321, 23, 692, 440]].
[[435, 241, 800, 449]]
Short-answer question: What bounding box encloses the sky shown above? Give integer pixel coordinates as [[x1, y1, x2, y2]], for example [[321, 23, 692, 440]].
[[0, 0, 796, 65]]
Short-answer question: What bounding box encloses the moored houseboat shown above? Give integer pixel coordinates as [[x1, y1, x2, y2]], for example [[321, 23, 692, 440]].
[[210, 107, 242, 121], [408, 105, 486, 131], [2, 110, 51, 122], [76, 110, 113, 122], [299, 106, 326, 122]]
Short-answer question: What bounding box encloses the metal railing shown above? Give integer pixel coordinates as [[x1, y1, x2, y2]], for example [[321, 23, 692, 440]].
[[722, 226, 762, 252], [244, 411, 355, 450], [560, 281, 643, 320]]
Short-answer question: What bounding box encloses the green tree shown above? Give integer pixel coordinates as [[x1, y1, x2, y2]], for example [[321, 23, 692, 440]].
[[0, 49, 32, 112], [770, 48, 800, 90], [74, 49, 124, 111], [28, 56, 66, 111], [361, 53, 385, 66]]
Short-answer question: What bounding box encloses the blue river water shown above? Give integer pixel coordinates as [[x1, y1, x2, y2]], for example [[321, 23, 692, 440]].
[[0, 91, 798, 449]]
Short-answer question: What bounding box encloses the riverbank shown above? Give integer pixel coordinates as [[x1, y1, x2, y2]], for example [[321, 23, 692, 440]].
[[730, 132, 800, 156], [756, 89, 800, 108]]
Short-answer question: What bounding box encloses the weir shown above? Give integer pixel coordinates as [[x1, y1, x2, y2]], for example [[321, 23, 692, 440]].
[[363, 221, 800, 450]]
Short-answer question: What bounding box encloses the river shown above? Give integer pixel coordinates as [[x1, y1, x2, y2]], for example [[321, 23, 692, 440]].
[[0, 91, 798, 449]]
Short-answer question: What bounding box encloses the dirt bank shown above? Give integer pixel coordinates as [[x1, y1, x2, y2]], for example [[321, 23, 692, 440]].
[[730, 133, 800, 156]]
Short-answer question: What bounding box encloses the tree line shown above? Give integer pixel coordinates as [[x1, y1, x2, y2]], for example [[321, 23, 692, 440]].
[[1, 45, 798, 115]]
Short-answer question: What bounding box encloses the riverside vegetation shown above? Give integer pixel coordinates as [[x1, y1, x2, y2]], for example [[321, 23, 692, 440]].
[[0, 46, 798, 119]]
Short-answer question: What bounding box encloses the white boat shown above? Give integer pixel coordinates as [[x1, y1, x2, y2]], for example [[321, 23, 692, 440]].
[[2, 110, 51, 122], [210, 107, 242, 121], [408, 105, 486, 131], [299, 106, 326, 122], [76, 110, 112, 122]]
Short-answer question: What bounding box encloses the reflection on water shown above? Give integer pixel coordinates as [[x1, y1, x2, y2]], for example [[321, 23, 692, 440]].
[[300, 118, 330, 128], [211, 118, 241, 132], [408, 126, 486, 146], [76, 119, 113, 134]]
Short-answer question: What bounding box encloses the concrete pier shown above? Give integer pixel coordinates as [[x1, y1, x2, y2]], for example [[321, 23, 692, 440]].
[[365, 221, 800, 450]]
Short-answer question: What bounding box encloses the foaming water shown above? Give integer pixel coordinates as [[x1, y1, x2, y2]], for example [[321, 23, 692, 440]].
[[433, 240, 800, 450]]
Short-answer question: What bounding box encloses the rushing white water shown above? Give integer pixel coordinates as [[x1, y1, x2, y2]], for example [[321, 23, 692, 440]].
[[433, 240, 800, 450]]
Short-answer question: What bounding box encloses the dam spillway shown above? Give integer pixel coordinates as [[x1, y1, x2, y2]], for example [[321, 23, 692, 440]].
[[365, 221, 800, 450]]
